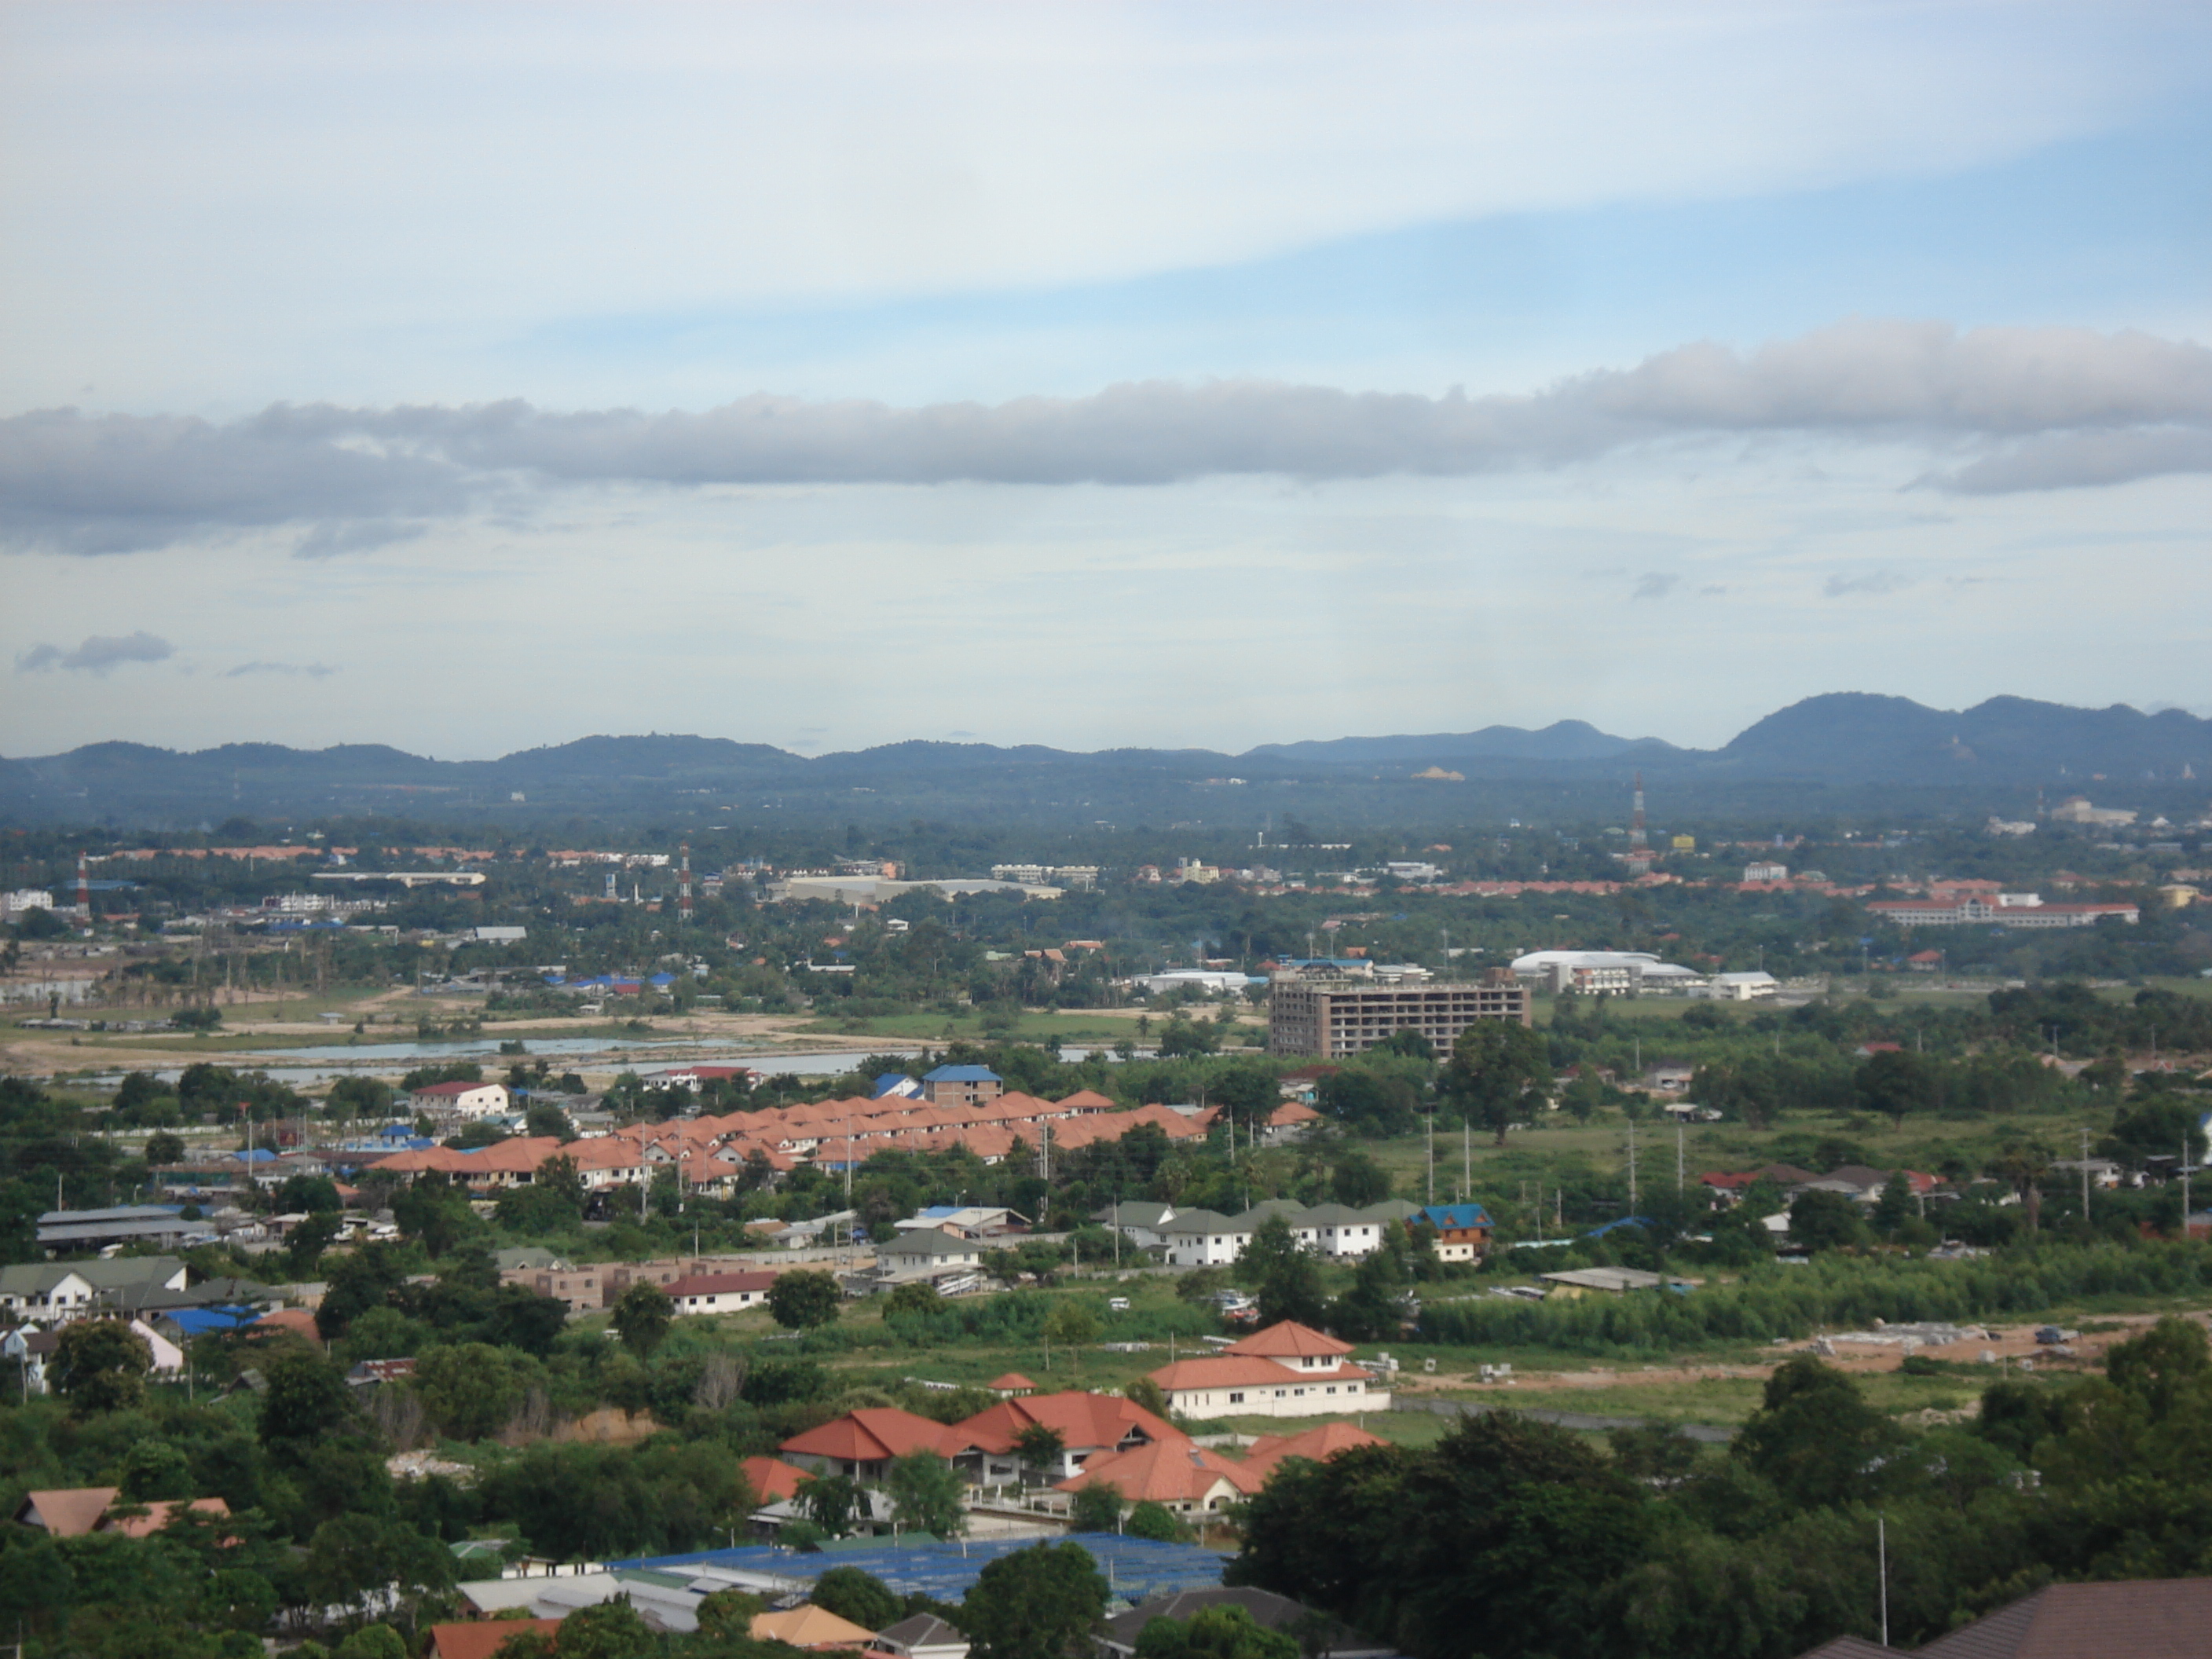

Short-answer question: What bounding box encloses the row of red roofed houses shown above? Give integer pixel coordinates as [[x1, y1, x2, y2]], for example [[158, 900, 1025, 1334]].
[[365, 1082, 1324, 1201], [761, 1321, 1392, 1531]]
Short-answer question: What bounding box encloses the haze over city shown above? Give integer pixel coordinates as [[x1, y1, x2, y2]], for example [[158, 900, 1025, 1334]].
[[2, 2, 2208, 759]]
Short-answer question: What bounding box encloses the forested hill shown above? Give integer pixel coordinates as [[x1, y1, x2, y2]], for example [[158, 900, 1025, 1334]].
[[2, 694, 2206, 827]]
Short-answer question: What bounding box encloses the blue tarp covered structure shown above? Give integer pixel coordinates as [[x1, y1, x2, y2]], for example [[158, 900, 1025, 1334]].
[[610, 1533, 1230, 1605]]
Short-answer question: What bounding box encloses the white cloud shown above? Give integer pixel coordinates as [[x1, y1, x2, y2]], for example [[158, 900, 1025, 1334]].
[[16, 631, 174, 673], [7, 320, 2209, 554], [222, 660, 337, 679]]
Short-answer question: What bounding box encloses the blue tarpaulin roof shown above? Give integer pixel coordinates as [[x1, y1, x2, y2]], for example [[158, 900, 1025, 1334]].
[[610, 1532, 1229, 1604], [161, 1306, 263, 1336]]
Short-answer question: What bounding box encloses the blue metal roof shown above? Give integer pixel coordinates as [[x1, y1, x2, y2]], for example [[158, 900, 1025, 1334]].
[[921, 1065, 1002, 1083], [873, 1074, 922, 1098], [161, 1306, 264, 1336], [610, 1532, 1229, 1604], [1418, 1203, 1494, 1229]]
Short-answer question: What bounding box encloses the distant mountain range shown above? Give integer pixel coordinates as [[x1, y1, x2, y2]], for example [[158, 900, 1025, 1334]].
[[2, 694, 2205, 828]]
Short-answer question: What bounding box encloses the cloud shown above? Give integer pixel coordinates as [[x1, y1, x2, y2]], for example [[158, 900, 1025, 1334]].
[[6, 320, 2210, 554], [1824, 571, 1913, 598], [222, 661, 337, 679], [1632, 573, 1680, 599], [16, 631, 174, 673]]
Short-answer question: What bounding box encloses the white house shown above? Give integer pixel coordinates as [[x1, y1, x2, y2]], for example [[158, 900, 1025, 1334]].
[[407, 1080, 512, 1118], [1144, 1320, 1390, 1418], [1158, 1209, 1249, 1266]]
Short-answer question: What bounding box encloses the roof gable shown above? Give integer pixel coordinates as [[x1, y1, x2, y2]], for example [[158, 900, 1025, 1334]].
[[1224, 1320, 1353, 1361]]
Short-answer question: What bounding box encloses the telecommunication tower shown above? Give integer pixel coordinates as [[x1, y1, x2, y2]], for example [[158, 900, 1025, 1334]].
[[677, 844, 694, 923], [1630, 772, 1647, 851]]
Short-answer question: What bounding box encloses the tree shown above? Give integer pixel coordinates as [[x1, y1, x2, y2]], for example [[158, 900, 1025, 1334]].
[[52, 1319, 152, 1412], [325, 1075, 394, 1125], [1070, 1481, 1124, 1533], [273, 1172, 343, 1213], [553, 1599, 656, 1659], [961, 1540, 1111, 1659], [767, 1269, 843, 1330], [1124, 1500, 1188, 1542], [797, 1473, 864, 1538], [698, 1588, 768, 1640], [1125, 1376, 1172, 1420], [812, 1565, 901, 1631], [1239, 1215, 1325, 1329], [1013, 1423, 1068, 1484], [144, 1130, 186, 1166], [258, 1350, 357, 1445], [610, 1282, 673, 1355], [887, 1451, 966, 1538], [1735, 1354, 1901, 1510], [884, 1280, 943, 1318], [333, 1628, 407, 1659], [1872, 1172, 1915, 1236], [285, 1209, 345, 1277], [1330, 1150, 1390, 1207], [1445, 1018, 1553, 1145], [392, 1173, 478, 1255], [1044, 1301, 1100, 1352], [1329, 1224, 1412, 1342], [1787, 1188, 1865, 1252], [1855, 1049, 1938, 1128], [413, 1342, 534, 1440], [301, 1514, 454, 1627], [525, 1102, 577, 1141]]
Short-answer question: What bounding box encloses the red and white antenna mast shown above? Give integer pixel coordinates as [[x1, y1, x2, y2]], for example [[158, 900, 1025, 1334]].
[[75, 851, 91, 917], [677, 844, 694, 923], [1630, 773, 1647, 851]]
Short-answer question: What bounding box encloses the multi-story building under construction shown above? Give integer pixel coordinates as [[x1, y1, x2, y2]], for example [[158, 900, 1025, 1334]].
[[1268, 969, 1532, 1058]]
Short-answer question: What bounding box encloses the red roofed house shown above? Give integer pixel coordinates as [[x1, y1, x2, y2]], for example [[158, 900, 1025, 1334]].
[[1054, 1439, 1258, 1517], [98, 1497, 231, 1540], [1237, 1421, 1388, 1485], [1146, 1320, 1390, 1419], [950, 1390, 1183, 1485], [430, 1621, 564, 1659], [665, 1269, 780, 1315], [780, 1408, 961, 1483], [988, 1372, 1037, 1397], [742, 1455, 813, 1503], [13, 1488, 119, 1536]]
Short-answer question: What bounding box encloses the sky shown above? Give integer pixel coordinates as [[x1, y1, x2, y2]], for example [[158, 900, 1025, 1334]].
[[2, 1, 2209, 760]]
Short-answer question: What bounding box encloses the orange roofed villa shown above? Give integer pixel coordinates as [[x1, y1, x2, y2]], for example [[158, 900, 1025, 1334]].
[[764, 1325, 1392, 1525], [1145, 1321, 1392, 1419]]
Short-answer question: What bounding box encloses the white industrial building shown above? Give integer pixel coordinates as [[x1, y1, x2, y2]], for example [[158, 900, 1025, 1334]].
[[1509, 950, 1702, 994]]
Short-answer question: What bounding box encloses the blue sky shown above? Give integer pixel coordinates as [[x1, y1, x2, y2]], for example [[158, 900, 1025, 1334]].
[[2, 2, 2208, 757]]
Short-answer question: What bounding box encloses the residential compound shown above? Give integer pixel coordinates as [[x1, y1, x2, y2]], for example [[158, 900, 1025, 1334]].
[[772, 1321, 1390, 1518], [364, 1082, 1313, 1205], [1143, 1198, 1424, 1265], [1267, 967, 1530, 1057]]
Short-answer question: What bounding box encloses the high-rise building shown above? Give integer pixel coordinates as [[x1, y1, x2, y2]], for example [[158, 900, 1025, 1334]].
[[1268, 969, 1530, 1057]]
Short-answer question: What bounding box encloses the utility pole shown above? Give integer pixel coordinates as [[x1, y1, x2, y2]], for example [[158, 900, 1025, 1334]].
[[2184, 1133, 2195, 1240], [1463, 1115, 1470, 1205], [1426, 1109, 1434, 1205], [1676, 1119, 1685, 1195], [1878, 1514, 1889, 1648], [1627, 1119, 1639, 1214], [2080, 1126, 2092, 1222]]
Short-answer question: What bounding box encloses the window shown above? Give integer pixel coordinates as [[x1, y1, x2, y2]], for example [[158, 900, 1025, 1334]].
[[1229, 1392, 1245, 1404]]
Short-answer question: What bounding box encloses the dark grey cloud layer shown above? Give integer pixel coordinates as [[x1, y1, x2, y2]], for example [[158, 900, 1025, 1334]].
[[16, 632, 174, 672], [5, 320, 2207, 555]]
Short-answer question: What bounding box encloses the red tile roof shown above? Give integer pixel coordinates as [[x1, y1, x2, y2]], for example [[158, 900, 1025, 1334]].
[[952, 1390, 1181, 1455], [1223, 1320, 1353, 1361], [1239, 1422, 1387, 1483], [1913, 1577, 2212, 1659], [97, 1496, 230, 1539], [15, 1488, 119, 1536], [1148, 1356, 1304, 1393], [1054, 1440, 1259, 1503], [742, 1456, 812, 1503], [665, 1270, 780, 1299], [431, 1620, 564, 1659], [780, 1408, 961, 1464]]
